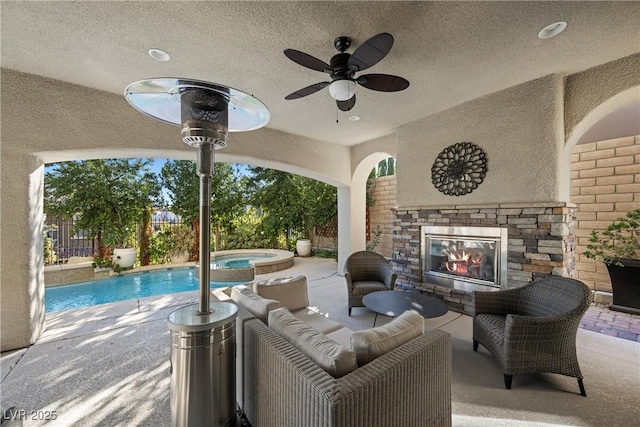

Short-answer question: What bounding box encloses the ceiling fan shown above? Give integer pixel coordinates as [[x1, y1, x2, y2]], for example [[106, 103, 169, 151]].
[[284, 33, 410, 112]]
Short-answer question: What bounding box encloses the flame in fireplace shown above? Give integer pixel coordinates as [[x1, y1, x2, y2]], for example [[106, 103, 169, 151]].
[[444, 250, 484, 276]]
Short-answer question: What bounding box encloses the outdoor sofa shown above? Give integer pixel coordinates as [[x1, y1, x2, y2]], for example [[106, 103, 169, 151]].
[[213, 276, 452, 427]]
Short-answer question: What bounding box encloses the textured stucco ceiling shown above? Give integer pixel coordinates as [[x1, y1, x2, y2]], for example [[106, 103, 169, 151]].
[[1, 1, 639, 146]]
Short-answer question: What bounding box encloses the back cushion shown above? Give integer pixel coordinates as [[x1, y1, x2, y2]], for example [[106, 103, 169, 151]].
[[268, 307, 357, 378], [350, 309, 424, 366], [230, 285, 281, 323], [253, 276, 309, 311]]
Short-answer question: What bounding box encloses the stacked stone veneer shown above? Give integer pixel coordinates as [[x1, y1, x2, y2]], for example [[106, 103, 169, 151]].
[[392, 203, 576, 314]]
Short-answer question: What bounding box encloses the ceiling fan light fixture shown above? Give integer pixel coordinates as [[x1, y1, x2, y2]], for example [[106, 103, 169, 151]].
[[329, 80, 356, 101], [538, 21, 567, 39]]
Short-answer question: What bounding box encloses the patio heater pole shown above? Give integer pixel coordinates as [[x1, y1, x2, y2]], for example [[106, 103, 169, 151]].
[[124, 78, 269, 427], [196, 142, 213, 314]]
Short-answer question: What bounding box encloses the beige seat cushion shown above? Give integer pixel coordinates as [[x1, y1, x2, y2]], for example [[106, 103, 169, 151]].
[[230, 285, 281, 323], [351, 281, 388, 296], [253, 276, 309, 311], [268, 307, 357, 378], [350, 309, 425, 366], [291, 308, 343, 335]]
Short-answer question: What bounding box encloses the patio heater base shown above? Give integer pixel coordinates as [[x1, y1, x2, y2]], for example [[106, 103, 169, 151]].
[[168, 302, 238, 427]]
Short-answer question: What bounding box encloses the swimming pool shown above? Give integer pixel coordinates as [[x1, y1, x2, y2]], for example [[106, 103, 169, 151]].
[[45, 268, 241, 313]]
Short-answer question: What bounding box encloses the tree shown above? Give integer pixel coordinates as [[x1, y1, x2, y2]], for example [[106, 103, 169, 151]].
[[247, 167, 302, 251], [210, 164, 245, 250], [377, 159, 388, 177], [387, 157, 395, 175], [298, 178, 337, 247], [246, 167, 337, 251], [45, 159, 160, 259], [160, 160, 244, 256]]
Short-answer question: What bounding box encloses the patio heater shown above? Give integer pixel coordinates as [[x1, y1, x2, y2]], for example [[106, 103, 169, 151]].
[[125, 78, 270, 427]]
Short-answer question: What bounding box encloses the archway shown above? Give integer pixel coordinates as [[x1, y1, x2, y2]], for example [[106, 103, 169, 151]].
[[564, 86, 640, 292], [337, 151, 395, 271]]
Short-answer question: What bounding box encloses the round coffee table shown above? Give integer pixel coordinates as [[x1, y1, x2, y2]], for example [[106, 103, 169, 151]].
[[363, 290, 448, 326]]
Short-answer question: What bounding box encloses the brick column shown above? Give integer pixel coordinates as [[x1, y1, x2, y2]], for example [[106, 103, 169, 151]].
[[571, 136, 640, 292]]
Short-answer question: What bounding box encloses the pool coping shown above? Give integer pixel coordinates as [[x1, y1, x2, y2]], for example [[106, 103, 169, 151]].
[[210, 249, 294, 273], [44, 249, 295, 287]]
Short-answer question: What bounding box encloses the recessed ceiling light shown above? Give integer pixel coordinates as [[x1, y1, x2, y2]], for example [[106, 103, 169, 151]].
[[348, 115, 360, 122], [148, 48, 171, 62], [538, 22, 567, 39]]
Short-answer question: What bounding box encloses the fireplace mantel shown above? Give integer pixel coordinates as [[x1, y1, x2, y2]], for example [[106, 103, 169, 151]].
[[396, 201, 577, 211]]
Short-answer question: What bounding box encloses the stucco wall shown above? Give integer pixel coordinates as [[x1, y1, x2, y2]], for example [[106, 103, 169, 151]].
[[396, 74, 565, 208], [565, 53, 640, 145], [571, 136, 640, 292]]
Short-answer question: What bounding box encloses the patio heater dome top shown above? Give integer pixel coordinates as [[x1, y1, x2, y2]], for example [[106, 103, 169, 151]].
[[124, 78, 270, 148]]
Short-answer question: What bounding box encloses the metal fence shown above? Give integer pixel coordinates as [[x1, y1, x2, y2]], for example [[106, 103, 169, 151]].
[[44, 214, 187, 265]]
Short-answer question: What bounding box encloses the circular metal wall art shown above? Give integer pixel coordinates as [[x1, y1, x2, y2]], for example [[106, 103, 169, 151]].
[[431, 142, 487, 196]]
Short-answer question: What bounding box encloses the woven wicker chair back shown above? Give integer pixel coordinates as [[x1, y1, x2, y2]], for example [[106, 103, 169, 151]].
[[345, 251, 393, 284], [519, 276, 592, 318]]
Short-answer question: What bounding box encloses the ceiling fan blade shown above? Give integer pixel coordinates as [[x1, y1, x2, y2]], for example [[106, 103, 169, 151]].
[[348, 33, 394, 72], [285, 81, 330, 100], [337, 95, 356, 112], [356, 73, 410, 92], [284, 49, 331, 73]]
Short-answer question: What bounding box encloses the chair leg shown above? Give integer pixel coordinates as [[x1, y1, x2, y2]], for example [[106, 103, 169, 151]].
[[473, 340, 479, 351], [348, 307, 352, 316], [578, 378, 586, 397], [503, 374, 513, 390]]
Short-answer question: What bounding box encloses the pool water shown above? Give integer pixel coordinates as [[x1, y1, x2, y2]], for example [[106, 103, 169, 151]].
[[45, 268, 241, 313], [210, 253, 275, 269]]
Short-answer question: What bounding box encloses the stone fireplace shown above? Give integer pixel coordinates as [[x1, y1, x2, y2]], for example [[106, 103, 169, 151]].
[[392, 203, 576, 314]]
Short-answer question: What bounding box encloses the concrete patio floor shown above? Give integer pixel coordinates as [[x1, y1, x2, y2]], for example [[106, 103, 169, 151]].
[[1, 257, 639, 426]]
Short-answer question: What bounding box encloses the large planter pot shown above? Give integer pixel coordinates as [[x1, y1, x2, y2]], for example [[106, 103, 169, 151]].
[[112, 247, 136, 269], [296, 239, 312, 257], [606, 258, 640, 315], [170, 251, 190, 264]]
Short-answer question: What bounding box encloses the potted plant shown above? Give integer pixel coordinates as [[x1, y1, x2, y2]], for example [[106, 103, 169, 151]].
[[167, 225, 195, 263], [583, 208, 640, 314]]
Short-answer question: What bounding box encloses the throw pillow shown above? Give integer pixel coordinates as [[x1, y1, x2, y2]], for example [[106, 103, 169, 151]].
[[268, 307, 357, 378], [350, 309, 424, 366]]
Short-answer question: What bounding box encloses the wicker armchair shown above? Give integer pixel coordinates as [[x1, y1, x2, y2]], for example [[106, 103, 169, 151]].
[[472, 276, 592, 396], [344, 251, 397, 316]]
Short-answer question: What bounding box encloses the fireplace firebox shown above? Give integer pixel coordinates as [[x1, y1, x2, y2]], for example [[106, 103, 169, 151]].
[[421, 226, 507, 290]]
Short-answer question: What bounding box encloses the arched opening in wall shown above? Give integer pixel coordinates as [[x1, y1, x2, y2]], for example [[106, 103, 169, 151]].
[[42, 155, 339, 287], [366, 156, 397, 258], [568, 95, 640, 293]]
